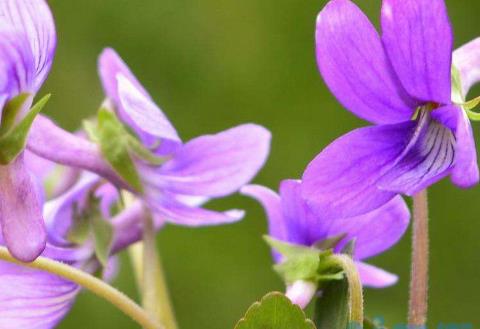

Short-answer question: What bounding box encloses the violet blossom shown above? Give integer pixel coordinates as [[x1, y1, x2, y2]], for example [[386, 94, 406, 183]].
[[242, 180, 410, 308], [0, 169, 153, 329], [27, 48, 271, 228], [302, 0, 480, 220], [0, 0, 56, 261]]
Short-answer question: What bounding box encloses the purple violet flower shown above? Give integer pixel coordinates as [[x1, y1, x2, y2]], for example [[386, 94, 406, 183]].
[[0, 171, 148, 328], [0, 0, 56, 261], [96, 48, 271, 226], [242, 180, 410, 308], [302, 0, 479, 220]]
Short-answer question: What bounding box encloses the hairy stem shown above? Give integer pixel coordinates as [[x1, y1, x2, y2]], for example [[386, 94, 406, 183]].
[[408, 190, 429, 328], [142, 216, 178, 329], [0, 247, 162, 329], [330, 254, 364, 326]]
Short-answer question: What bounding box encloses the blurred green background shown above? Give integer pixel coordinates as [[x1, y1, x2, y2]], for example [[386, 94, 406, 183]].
[[43, 0, 480, 328]]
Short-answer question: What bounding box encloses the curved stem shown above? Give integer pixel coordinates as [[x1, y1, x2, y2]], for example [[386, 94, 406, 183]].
[[330, 254, 364, 326], [0, 247, 162, 329], [408, 190, 429, 328]]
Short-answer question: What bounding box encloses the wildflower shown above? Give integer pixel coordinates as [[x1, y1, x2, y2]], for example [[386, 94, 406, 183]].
[[0, 171, 152, 328], [242, 180, 410, 308], [302, 0, 479, 220], [0, 0, 56, 261], [27, 48, 271, 227]]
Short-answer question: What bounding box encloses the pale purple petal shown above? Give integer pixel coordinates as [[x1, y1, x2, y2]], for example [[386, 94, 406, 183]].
[[0, 28, 35, 97], [146, 189, 244, 227], [240, 184, 285, 262], [381, 0, 453, 104], [451, 107, 479, 187], [285, 280, 317, 309], [117, 74, 181, 145], [0, 261, 79, 329], [302, 122, 415, 220], [316, 0, 415, 124], [378, 112, 455, 195], [356, 262, 398, 288], [327, 196, 410, 260], [98, 48, 180, 149], [95, 183, 119, 218], [453, 38, 480, 97], [43, 172, 100, 245], [0, 0, 56, 91], [146, 124, 271, 197], [0, 153, 46, 261]]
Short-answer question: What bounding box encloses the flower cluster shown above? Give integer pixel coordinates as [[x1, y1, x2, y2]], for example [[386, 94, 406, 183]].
[[0, 0, 479, 327]]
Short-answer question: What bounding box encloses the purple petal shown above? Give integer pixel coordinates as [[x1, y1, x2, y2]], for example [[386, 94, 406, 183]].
[[0, 260, 79, 329], [285, 280, 317, 309], [378, 111, 455, 195], [98, 48, 181, 149], [146, 124, 271, 197], [146, 190, 244, 227], [240, 185, 284, 239], [381, 0, 453, 104], [0, 153, 46, 261], [43, 172, 100, 245], [451, 107, 479, 187], [302, 122, 415, 220], [0, 0, 56, 91], [453, 38, 480, 97], [328, 196, 410, 260], [356, 262, 398, 288], [240, 184, 286, 262], [315, 0, 415, 125], [0, 29, 35, 98]]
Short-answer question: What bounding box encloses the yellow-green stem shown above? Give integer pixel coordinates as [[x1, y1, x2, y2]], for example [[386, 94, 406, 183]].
[[408, 190, 429, 328], [330, 254, 364, 326], [142, 215, 178, 329], [0, 247, 162, 329]]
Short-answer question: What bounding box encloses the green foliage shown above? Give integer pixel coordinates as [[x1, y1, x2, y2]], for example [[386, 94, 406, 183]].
[[0, 94, 50, 164], [235, 292, 316, 329]]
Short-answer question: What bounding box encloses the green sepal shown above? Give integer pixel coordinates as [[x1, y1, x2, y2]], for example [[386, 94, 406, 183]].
[[91, 211, 114, 267], [96, 108, 144, 192], [0, 94, 50, 164], [127, 134, 168, 166], [265, 236, 344, 285], [235, 292, 316, 329]]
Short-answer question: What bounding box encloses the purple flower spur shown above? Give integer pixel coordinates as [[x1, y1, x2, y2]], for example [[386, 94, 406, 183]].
[[302, 0, 480, 220]]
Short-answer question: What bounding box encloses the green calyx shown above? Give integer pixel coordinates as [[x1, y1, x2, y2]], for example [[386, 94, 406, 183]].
[[85, 107, 169, 193], [0, 93, 50, 164], [452, 65, 480, 121]]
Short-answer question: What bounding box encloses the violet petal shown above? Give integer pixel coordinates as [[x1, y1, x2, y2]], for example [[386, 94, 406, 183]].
[[453, 38, 480, 97], [302, 122, 415, 220], [149, 124, 271, 197], [316, 0, 415, 124], [0, 0, 56, 92], [381, 0, 453, 104], [356, 261, 398, 288]]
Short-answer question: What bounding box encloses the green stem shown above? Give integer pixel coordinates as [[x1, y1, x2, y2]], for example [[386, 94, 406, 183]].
[[0, 247, 162, 329], [330, 254, 364, 326], [142, 216, 178, 329], [408, 190, 429, 328]]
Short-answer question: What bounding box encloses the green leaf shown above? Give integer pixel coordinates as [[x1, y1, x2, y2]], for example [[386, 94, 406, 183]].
[[314, 278, 349, 329], [91, 211, 114, 267], [0, 94, 50, 164], [97, 108, 143, 192], [235, 292, 316, 329]]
